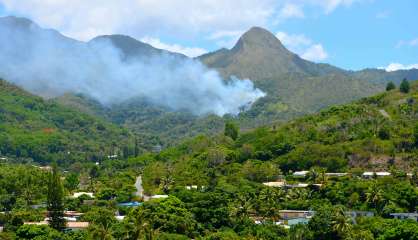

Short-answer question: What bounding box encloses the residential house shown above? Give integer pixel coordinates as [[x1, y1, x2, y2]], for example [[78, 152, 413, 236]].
[[390, 213, 418, 221]]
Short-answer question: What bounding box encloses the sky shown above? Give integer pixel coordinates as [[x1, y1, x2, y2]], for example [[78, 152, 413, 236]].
[[0, 0, 417, 71]]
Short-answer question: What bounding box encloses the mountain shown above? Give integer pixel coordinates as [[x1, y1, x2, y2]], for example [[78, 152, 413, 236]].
[[143, 81, 418, 195], [89, 34, 186, 60], [199, 27, 418, 125], [0, 79, 149, 165], [199, 27, 345, 79], [1, 16, 418, 147]]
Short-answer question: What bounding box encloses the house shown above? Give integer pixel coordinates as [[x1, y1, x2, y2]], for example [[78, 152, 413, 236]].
[[24, 221, 89, 231], [64, 211, 84, 219], [286, 218, 310, 226], [325, 173, 348, 177], [117, 202, 142, 207], [72, 192, 94, 198], [293, 171, 309, 178], [185, 185, 198, 190], [66, 222, 89, 231], [390, 213, 418, 221], [263, 181, 286, 187], [279, 210, 314, 220], [348, 211, 374, 218], [362, 172, 391, 178], [150, 195, 168, 199]]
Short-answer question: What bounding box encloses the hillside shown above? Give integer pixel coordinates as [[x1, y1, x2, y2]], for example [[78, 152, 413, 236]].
[[142, 81, 418, 194], [0, 79, 143, 165], [2, 16, 418, 148]]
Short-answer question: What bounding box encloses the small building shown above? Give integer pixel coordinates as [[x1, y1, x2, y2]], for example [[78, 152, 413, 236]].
[[117, 202, 142, 207], [286, 217, 310, 226], [185, 185, 198, 190], [362, 172, 391, 178], [293, 171, 309, 178], [24, 221, 89, 231], [279, 210, 314, 220], [390, 213, 418, 221], [325, 173, 348, 177], [72, 192, 94, 198], [150, 195, 169, 200], [263, 181, 286, 187]]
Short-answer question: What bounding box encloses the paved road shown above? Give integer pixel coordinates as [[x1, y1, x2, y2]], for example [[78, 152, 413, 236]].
[[135, 175, 143, 198]]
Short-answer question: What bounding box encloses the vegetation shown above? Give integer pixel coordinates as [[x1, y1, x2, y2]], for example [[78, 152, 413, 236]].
[[0, 76, 417, 239], [0, 80, 142, 165], [401, 78, 411, 93], [47, 163, 65, 231], [386, 82, 396, 91]]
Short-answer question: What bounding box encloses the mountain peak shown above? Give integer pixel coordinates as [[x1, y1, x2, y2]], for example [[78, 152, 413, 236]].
[[233, 26, 287, 53], [0, 16, 37, 29]]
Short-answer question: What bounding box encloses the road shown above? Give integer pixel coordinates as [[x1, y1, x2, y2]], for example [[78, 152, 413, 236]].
[[135, 175, 144, 198]]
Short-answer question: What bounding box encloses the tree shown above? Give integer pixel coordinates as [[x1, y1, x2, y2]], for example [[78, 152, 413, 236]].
[[47, 163, 65, 231], [386, 81, 396, 91], [414, 123, 418, 148], [64, 173, 79, 192], [331, 207, 352, 238], [365, 182, 385, 214], [224, 121, 239, 140], [399, 78, 410, 93]]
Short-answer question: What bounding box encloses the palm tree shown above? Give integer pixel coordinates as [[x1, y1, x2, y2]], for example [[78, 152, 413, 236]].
[[366, 182, 385, 213], [258, 188, 284, 221], [230, 193, 254, 219], [332, 207, 352, 238]]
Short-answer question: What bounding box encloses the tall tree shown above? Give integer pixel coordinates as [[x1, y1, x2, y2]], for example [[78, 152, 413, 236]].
[[399, 78, 410, 93], [47, 163, 65, 231], [224, 121, 239, 140], [386, 81, 396, 91]]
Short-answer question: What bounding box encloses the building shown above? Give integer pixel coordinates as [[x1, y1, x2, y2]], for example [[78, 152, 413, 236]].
[[24, 221, 89, 231], [263, 181, 286, 187], [293, 171, 309, 178], [150, 195, 168, 199], [72, 192, 94, 198], [362, 172, 391, 178], [117, 202, 142, 207], [325, 173, 348, 177], [279, 210, 314, 220], [390, 213, 418, 221]]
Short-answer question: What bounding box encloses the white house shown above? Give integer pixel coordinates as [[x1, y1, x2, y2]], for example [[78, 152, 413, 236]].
[[362, 172, 391, 178], [293, 171, 309, 178], [72, 192, 94, 198]]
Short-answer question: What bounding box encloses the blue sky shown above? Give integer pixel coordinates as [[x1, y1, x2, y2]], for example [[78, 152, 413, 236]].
[[0, 0, 417, 71]]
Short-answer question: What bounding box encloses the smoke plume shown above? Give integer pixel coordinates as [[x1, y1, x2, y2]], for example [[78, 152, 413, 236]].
[[0, 16, 265, 116]]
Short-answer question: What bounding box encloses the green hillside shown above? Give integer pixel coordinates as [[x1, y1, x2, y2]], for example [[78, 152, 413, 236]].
[[141, 80, 418, 193], [0, 79, 140, 165]]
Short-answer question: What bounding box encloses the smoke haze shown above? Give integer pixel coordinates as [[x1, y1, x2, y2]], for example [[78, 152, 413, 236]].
[[0, 16, 265, 116]]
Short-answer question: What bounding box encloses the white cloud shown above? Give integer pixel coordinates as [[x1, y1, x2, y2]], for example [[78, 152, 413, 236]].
[[140, 37, 208, 57], [1, 0, 367, 42], [301, 44, 328, 61], [315, 0, 361, 14], [0, 0, 278, 41], [397, 38, 418, 48], [380, 63, 418, 72], [278, 3, 305, 20], [208, 30, 245, 48], [276, 31, 328, 62]]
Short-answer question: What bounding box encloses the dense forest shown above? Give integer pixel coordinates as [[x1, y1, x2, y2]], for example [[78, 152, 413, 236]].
[[0, 79, 160, 165], [0, 80, 417, 239]]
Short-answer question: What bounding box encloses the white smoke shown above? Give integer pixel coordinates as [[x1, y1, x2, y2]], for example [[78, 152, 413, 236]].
[[0, 17, 265, 116]]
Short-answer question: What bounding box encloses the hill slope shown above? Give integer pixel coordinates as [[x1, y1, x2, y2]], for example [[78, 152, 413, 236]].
[[0, 79, 141, 165], [140, 81, 418, 194]]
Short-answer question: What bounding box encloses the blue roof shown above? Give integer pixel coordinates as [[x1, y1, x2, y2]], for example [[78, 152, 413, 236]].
[[117, 202, 142, 207]]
